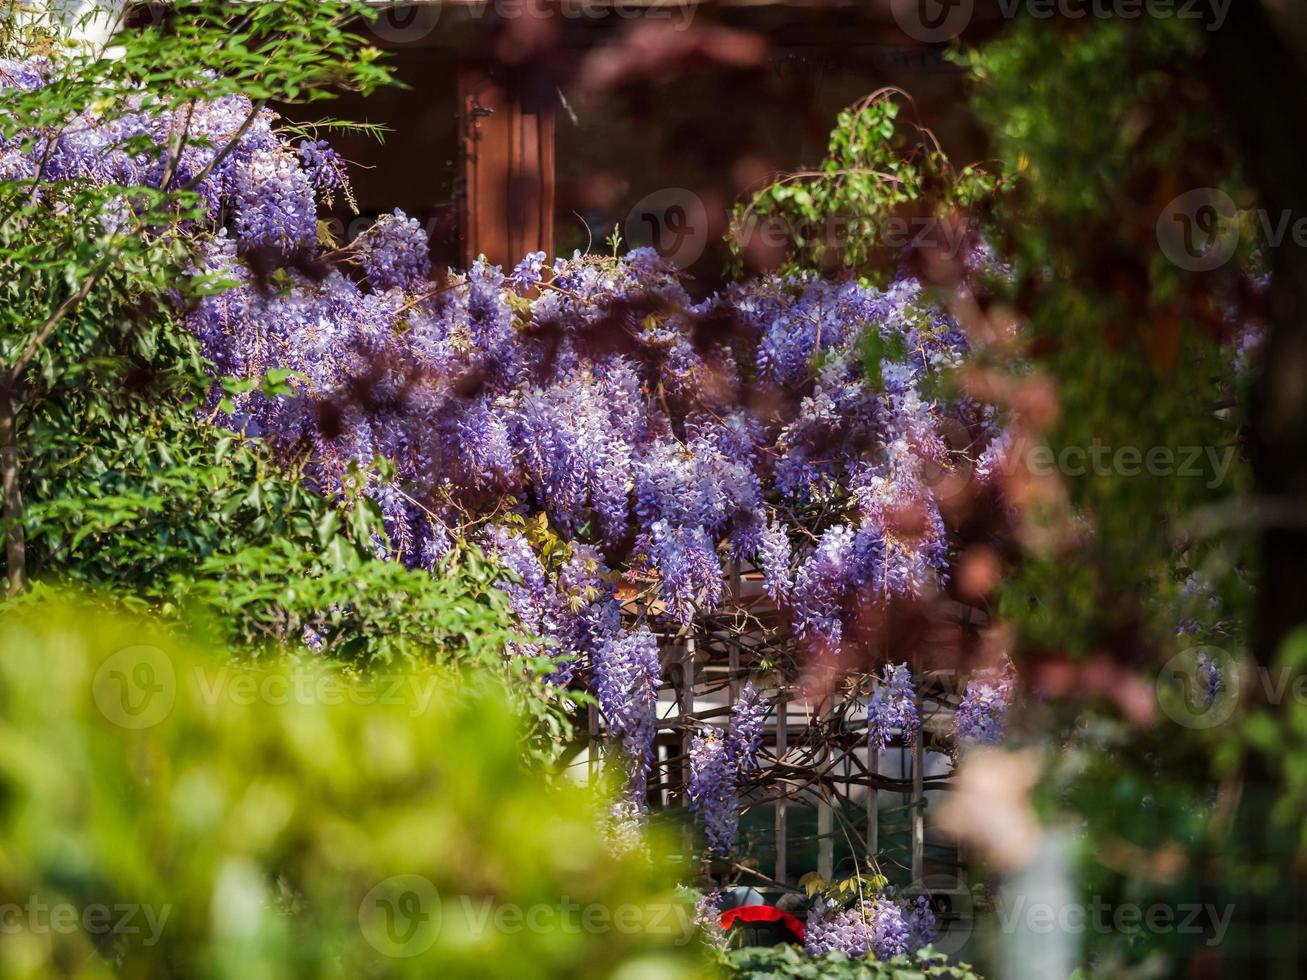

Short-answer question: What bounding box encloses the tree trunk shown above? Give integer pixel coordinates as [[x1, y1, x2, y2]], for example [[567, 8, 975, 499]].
[[1207, 8, 1307, 976], [0, 385, 25, 596], [1207, 4, 1307, 671]]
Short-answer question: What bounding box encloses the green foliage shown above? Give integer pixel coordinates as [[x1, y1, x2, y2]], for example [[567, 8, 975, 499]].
[[21, 394, 511, 661], [0, 2, 542, 676], [0, 602, 702, 978], [797, 873, 889, 905], [13, 404, 582, 755], [954, 17, 1264, 976], [722, 945, 982, 980], [729, 91, 1003, 283], [958, 20, 1252, 655], [0, 1, 387, 592]]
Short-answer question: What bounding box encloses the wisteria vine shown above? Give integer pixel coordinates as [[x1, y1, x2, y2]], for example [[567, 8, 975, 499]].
[[3, 55, 1019, 871]]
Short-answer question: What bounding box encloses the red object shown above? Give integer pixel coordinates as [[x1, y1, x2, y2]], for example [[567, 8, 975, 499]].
[[718, 905, 805, 941]]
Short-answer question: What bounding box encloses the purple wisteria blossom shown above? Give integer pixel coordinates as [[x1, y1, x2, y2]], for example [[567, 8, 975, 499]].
[[509, 249, 547, 292], [727, 683, 767, 775], [866, 663, 920, 750], [804, 897, 911, 961], [905, 895, 937, 951], [688, 728, 738, 856], [594, 626, 662, 800], [954, 664, 1016, 747], [356, 209, 430, 292], [5, 55, 1008, 862]]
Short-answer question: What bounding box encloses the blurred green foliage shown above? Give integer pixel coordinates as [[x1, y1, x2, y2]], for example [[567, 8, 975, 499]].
[[958, 20, 1254, 653], [955, 17, 1274, 977], [0, 601, 707, 979]]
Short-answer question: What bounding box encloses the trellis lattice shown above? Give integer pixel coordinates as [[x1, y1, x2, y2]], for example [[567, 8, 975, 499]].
[[588, 560, 988, 894]]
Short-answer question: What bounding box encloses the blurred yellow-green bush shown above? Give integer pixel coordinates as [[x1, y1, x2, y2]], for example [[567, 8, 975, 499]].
[[0, 602, 709, 979]]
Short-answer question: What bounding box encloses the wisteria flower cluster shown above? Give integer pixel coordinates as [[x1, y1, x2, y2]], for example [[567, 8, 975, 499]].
[[688, 690, 770, 855], [4, 55, 999, 854], [688, 730, 737, 856], [905, 894, 938, 950], [866, 662, 920, 750], [804, 896, 912, 961], [181, 238, 981, 662], [953, 663, 1016, 747], [0, 59, 328, 257], [177, 216, 984, 833], [689, 889, 728, 950], [1196, 650, 1223, 707]]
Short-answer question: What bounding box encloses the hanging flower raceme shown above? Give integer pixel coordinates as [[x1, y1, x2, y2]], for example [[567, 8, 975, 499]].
[[866, 662, 920, 751], [905, 895, 938, 950], [691, 889, 728, 949], [356, 209, 430, 293], [509, 249, 547, 293], [727, 683, 767, 775], [757, 519, 792, 606], [1197, 651, 1222, 706], [791, 525, 858, 654], [593, 625, 662, 801], [954, 663, 1016, 747], [687, 685, 769, 856], [688, 727, 738, 856]]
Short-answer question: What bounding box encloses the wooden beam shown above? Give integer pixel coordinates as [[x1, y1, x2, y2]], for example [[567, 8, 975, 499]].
[[817, 696, 834, 880], [459, 66, 555, 267], [774, 691, 787, 885], [866, 745, 879, 860], [911, 731, 924, 884]]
